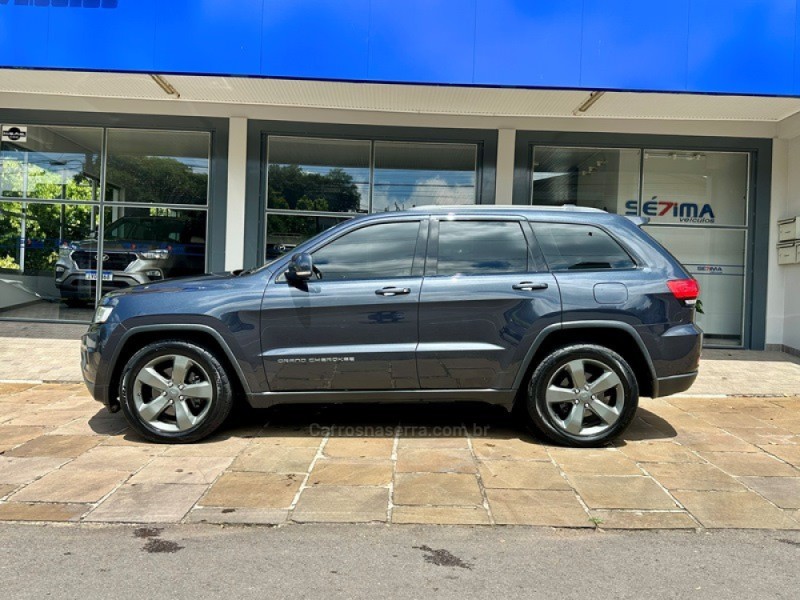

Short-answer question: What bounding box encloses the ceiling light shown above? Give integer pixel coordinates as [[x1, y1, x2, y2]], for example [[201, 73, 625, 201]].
[[572, 91, 605, 115], [150, 74, 181, 98]]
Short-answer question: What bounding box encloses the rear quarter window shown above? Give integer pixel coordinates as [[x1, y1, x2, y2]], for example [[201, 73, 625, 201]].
[[532, 222, 635, 271]]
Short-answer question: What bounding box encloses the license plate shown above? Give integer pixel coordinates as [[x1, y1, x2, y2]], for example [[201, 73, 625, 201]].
[[84, 270, 113, 281]]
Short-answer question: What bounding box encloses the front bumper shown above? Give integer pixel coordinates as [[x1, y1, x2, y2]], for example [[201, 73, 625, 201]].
[[81, 323, 123, 410], [58, 272, 151, 299]]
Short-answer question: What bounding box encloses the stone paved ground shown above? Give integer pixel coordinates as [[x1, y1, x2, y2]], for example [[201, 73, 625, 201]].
[[1, 382, 799, 529]]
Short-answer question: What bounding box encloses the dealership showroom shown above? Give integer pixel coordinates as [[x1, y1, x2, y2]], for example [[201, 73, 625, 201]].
[[0, 1, 799, 356]]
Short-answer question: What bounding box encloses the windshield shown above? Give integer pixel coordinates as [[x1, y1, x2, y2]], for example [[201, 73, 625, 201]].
[[105, 217, 184, 243]]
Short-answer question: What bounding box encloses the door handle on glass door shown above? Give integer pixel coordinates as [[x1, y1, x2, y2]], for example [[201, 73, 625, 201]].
[[512, 282, 549, 291], [375, 287, 411, 296]]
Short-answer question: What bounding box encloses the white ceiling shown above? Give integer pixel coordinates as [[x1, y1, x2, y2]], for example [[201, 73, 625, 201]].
[[1, 69, 800, 123]]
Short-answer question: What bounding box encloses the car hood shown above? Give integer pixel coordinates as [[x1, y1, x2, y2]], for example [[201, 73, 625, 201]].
[[105, 272, 241, 300]]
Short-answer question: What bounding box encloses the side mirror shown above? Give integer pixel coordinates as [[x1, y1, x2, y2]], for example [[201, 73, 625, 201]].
[[287, 252, 313, 280]]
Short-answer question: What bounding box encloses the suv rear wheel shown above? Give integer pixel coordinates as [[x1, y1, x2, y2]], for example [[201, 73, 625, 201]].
[[119, 340, 234, 443], [522, 344, 638, 447]]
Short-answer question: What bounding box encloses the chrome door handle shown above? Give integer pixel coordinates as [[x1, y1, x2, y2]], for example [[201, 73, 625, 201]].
[[375, 287, 411, 296], [512, 282, 549, 291]]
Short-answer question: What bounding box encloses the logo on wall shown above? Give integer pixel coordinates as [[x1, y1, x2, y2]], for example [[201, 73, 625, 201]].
[[625, 198, 715, 224], [1, 125, 27, 143]]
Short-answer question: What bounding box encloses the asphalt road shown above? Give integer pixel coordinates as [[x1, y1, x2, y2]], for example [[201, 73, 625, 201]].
[[0, 523, 798, 599]]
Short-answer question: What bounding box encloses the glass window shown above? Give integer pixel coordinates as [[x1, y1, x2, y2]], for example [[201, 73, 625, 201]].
[[106, 129, 210, 206], [437, 221, 528, 276], [267, 136, 370, 214], [373, 141, 477, 212], [531, 147, 641, 214], [0, 201, 100, 321], [0, 126, 102, 201], [312, 221, 420, 281], [533, 223, 635, 271], [640, 150, 748, 227], [266, 213, 349, 260], [101, 206, 207, 283]]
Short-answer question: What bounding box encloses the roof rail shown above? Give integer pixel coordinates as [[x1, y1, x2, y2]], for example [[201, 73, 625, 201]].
[[412, 204, 606, 213]]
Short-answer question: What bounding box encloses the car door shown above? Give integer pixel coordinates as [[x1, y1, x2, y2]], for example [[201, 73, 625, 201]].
[[260, 217, 427, 392], [417, 217, 561, 390]]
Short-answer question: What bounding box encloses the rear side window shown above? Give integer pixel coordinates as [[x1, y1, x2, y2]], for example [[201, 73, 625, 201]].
[[532, 223, 635, 271], [437, 220, 529, 276], [313, 221, 420, 281]]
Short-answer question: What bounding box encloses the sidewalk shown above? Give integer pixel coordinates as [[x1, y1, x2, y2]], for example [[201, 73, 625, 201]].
[[0, 382, 798, 529]]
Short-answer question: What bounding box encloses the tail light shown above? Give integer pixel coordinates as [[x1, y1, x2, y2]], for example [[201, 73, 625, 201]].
[[667, 278, 700, 302]]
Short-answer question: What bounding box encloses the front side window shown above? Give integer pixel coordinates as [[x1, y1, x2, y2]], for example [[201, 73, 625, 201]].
[[312, 221, 420, 281], [437, 220, 528, 276], [533, 223, 635, 271]]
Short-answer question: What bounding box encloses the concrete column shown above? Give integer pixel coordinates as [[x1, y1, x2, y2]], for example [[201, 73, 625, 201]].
[[224, 117, 248, 271], [494, 128, 516, 204]]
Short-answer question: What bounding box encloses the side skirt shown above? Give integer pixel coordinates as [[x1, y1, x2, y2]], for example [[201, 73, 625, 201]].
[[245, 389, 517, 410]]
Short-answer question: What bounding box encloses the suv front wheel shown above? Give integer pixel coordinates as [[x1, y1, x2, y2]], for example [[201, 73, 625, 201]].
[[523, 344, 639, 447], [119, 340, 234, 443]]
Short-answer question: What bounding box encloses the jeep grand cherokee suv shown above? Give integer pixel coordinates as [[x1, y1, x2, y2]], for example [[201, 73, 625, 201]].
[[56, 215, 205, 305], [81, 206, 702, 446]]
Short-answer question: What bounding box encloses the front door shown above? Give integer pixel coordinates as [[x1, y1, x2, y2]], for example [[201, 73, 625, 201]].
[[417, 218, 561, 389], [261, 218, 426, 392]]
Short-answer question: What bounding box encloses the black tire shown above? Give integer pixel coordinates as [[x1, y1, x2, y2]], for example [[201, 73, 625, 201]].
[[119, 339, 234, 443], [521, 344, 639, 448]]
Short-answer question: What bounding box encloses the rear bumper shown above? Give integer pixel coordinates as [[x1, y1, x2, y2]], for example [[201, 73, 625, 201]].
[[654, 371, 697, 398]]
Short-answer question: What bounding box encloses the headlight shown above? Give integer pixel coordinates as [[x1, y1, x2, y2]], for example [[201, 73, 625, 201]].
[[140, 249, 170, 260], [93, 305, 115, 324]]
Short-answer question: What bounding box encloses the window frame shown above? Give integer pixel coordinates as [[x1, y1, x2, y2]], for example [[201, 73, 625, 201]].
[[426, 216, 544, 278], [273, 215, 429, 284], [529, 221, 640, 273]]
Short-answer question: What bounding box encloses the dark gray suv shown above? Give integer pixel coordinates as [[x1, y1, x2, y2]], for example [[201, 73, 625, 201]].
[[81, 206, 702, 447]]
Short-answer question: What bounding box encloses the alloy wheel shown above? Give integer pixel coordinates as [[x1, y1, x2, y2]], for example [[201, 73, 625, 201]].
[[132, 354, 214, 433], [544, 358, 625, 437]]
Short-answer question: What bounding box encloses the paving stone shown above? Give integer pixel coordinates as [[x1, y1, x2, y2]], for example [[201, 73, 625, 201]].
[[49, 415, 128, 437], [700, 451, 799, 477], [158, 436, 253, 457], [471, 438, 549, 461], [645, 463, 745, 492], [200, 472, 302, 509], [292, 486, 388, 523], [87, 483, 208, 523], [397, 437, 469, 449], [392, 505, 490, 525], [308, 460, 393, 486], [589, 510, 698, 529], [396, 448, 476, 473], [394, 473, 483, 506], [673, 490, 800, 529], [570, 475, 677, 510], [0, 502, 88, 522], [252, 434, 323, 448], [549, 449, 642, 476], [760, 445, 800, 467], [0, 484, 17, 498], [128, 457, 233, 485], [230, 445, 317, 474], [68, 446, 160, 471], [0, 383, 37, 396], [723, 427, 798, 447], [739, 477, 800, 509], [478, 460, 570, 490], [12, 468, 128, 503], [5, 411, 86, 428], [674, 430, 760, 453], [184, 506, 289, 525], [616, 442, 702, 464], [0, 456, 69, 485], [6, 435, 100, 458], [323, 438, 394, 459], [0, 426, 46, 452], [486, 489, 590, 527]]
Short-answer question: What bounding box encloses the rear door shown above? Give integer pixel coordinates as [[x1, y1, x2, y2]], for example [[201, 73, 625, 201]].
[[417, 217, 561, 390], [260, 217, 427, 392]]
